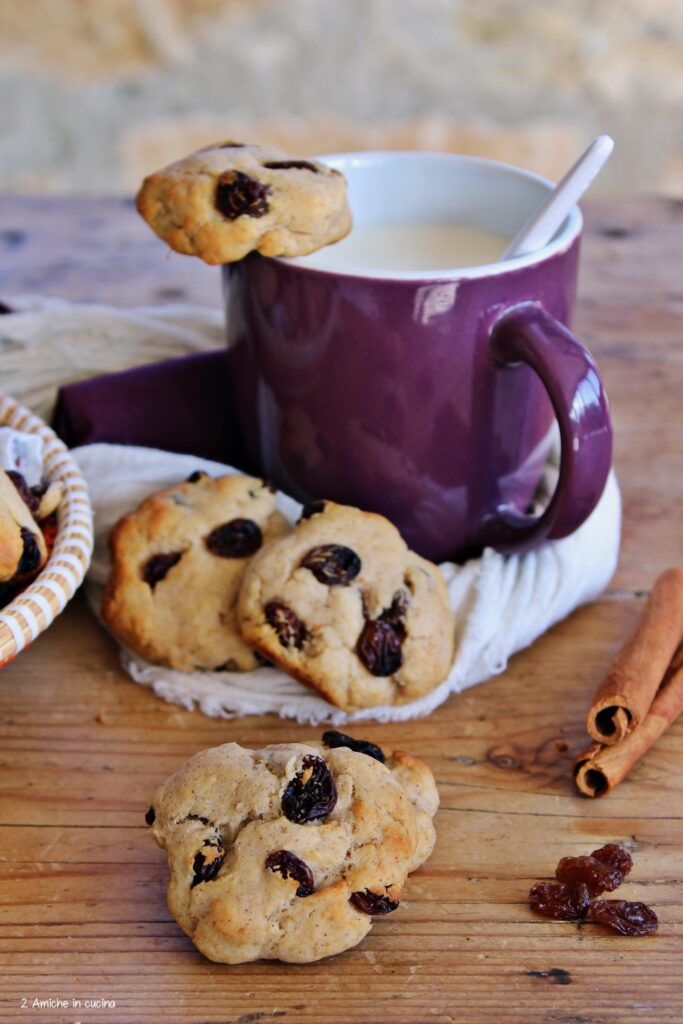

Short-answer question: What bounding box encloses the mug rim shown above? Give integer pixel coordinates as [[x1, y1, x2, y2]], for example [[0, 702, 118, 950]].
[[269, 150, 583, 282]]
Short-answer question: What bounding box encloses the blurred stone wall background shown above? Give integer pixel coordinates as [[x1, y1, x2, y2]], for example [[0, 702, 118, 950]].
[[1, 0, 682, 195]]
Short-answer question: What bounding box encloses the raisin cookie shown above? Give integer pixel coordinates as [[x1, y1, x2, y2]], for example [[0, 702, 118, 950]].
[[237, 500, 455, 709], [0, 470, 48, 583], [102, 473, 289, 672], [136, 142, 351, 265], [146, 733, 438, 964]]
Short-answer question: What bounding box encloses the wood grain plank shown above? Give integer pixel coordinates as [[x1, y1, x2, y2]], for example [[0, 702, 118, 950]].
[[0, 195, 681, 1023]]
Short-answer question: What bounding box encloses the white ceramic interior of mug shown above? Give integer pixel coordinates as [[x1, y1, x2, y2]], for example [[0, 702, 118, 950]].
[[281, 151, 583, 281]]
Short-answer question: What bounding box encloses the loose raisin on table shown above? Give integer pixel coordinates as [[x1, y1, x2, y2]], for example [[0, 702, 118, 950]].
[[144, 805, 155, 825], [7, 470, 40, 516], [215, 170, 270, 219], [206, 518, 262, 558], [143, 552, 182, 588], [265, 849, 314, 897], [555, 856, 620, 897], [191, 839, 225, 888], [17, 527, 41, 575], [265, 601, 308, 649], [589, 899, 658, 936], [349, 889, 399, 915], [529, 881, 590, 921], [281, 754, 337, 823], [301, 544, 361, 586], [555, 842, 632, 896], [262, 160, 320, 173], [591, 843, 633, 879], [322, 729, 386, 764], [356, 618, 403, 676]]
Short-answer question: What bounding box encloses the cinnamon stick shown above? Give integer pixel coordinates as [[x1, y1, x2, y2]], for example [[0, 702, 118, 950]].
[[575, 645, 683, 797], [585, 568, 683, 745]]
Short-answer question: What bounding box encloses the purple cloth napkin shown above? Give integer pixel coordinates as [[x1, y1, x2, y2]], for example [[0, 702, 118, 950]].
[[53, 349, 254, 470]]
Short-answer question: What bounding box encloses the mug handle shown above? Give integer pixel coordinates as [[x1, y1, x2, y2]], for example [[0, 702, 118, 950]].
[[483, 301, 613, 552]]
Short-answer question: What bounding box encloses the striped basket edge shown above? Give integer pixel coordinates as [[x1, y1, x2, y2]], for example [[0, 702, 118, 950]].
[[0, 394, 94, 666]]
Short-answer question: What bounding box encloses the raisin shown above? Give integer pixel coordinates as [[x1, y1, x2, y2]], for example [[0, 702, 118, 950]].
[[17, 527, 41, 575], [555, 856, 620, 897], [349, 889, 399, 915], [589, 899, 658, 936], [528, 881, 590, 921], [592, 843, 633, 880], [143, 552, 182, 588], [191, 839, 225, 888], [265, 849, 314, 896], [144, 805, 155, 825], [555, 843, 632, 896], [0, 301, 14, 314], [186, 470, 207, 483], [322, 729, 385, 764], [263, 159, 320, 173], [265, 601, 308, 649], [206, 518, 262, 558], [7, 470, 39, 515], [299, 499, 326, 522], [301, 544, 361, 586], [215, 170, 270, 219], [183, 813, 210, 825], [380, 590, 409, 639], [356, 619, 403, 676], [281, 754, 337, 823]]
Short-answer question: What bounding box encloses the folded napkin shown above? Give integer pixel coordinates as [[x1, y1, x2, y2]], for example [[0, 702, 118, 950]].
[[53, 350, 251, 466], [74, 442, 621, 725]]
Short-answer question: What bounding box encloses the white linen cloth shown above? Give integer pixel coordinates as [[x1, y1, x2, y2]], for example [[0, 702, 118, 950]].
[[74, 443, 621, 725], [0, 295, 620, 724], [0, 296, 224, 421]]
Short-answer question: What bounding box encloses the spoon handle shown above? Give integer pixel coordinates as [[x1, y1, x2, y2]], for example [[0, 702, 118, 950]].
[[501, 135, 614, 260]]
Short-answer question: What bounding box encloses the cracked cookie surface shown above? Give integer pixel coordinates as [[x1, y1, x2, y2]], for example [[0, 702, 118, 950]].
[[237, 500, 456, 709], [136, 142, 351, 265], [102, 473, 289, 672], [147, 737, 438, 963]]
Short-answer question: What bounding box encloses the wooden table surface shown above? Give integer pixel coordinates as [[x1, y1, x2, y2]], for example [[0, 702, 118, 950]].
[[0, 195, 682, 1024]]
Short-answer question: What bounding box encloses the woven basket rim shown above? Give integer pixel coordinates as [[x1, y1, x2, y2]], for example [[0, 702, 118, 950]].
[[0, 394, 94, 665]]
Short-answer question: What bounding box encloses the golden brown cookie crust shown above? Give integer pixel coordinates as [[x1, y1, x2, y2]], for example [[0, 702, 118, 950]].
[[0, 470, 47, 583], [102, 473, 289, 672], [147, 739, 439, 964], [237, 500, 455, 709], [136, 142, 352, 265]]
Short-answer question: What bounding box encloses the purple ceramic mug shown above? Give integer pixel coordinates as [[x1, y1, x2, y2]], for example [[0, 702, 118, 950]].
[[224, 151, 612, 563]]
